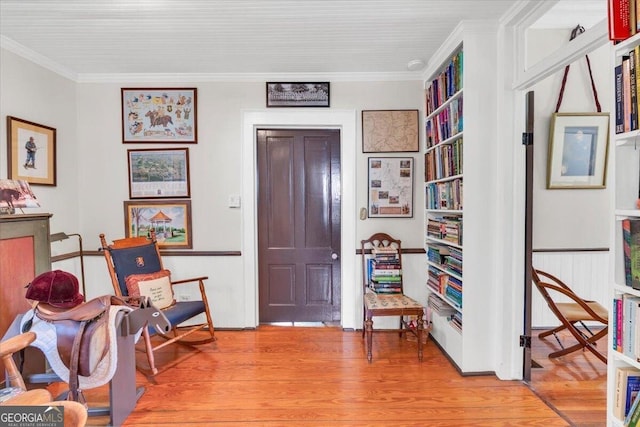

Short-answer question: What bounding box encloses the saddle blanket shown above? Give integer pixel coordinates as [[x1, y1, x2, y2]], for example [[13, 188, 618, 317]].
[[20, 305, 137, 390]]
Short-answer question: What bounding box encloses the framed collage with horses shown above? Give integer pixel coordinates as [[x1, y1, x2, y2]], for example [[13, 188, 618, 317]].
[[6, 116, 57, 186], [121, 88, 197, 143]]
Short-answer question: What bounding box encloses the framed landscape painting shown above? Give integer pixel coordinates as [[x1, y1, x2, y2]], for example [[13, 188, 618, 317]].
[[122, 88, 197, 143], [123, 200, 192, 249], [127, 148, 191, 199]]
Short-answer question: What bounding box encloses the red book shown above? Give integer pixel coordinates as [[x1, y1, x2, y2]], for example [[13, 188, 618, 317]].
[[610, 0, 632, 41]]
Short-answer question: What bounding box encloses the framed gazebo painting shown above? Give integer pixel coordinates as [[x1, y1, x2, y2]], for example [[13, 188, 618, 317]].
[[123, 200, 192, 249]]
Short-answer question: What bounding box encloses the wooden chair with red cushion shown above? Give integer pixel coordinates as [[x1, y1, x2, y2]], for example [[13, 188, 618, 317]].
[[99, 232, 215, 375]]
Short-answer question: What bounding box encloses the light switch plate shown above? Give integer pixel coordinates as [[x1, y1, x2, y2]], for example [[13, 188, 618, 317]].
[[228, 195, 241, 208]]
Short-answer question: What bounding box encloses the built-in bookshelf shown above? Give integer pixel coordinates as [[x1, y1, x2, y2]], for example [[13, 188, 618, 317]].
[[423, 22, 497, 374], [609, 31, 640, 426]]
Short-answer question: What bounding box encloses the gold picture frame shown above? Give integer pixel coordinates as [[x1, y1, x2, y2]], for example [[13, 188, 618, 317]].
[[123, 200, 193, 249], [547, 113, 610, 189], [6, 116, 57, 186]]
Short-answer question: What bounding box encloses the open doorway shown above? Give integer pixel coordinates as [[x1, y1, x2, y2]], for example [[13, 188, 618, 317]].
[[517, 8, 609, 425]]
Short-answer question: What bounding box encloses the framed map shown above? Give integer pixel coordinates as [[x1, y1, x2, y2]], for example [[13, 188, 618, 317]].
[[362, 110, 419, 153], [367, 157, 413, 218]]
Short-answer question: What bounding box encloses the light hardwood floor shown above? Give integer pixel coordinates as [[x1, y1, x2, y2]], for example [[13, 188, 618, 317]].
[[46, 325, 607, 426], [529, 328, 607, 427]]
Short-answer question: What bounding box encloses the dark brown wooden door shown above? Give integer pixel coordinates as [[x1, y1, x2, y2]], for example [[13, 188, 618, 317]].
[[257, 129, 341, 323]]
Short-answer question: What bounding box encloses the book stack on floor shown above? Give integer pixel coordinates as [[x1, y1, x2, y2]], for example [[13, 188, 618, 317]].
[[367, 246, 402, 294]]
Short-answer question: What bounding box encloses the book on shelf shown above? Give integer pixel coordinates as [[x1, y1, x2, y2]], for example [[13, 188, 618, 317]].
[[625, 55, 633, 133], [617, 63, 626, 134], [623, 218, 640, 289], [624, 295, 640, 357], [427, 244, 450, 265], [616, 366, 640, 420], [609, 0, 633, 41], [427, 292, 456, 316], [627, 388, 640, 426], [631, 49, 639, 131]]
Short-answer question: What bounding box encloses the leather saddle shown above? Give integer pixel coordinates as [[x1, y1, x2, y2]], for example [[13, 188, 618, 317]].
[[24, 295, 123, 402]]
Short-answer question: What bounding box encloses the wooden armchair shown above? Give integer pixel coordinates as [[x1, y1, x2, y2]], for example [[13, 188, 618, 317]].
[[1, 332, 88, 427], [532, 268, 608, 363], [361, 233, 424, 362], [100, 232, 215, 375]]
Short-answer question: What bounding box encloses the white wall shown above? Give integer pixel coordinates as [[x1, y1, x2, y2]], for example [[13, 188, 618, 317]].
[[0, 49, 81, 255], [1, 48, 426, 329], [528, 30, 611, 250]]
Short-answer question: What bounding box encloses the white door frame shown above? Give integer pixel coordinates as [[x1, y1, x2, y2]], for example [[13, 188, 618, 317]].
[[241, 109, 358, 329]]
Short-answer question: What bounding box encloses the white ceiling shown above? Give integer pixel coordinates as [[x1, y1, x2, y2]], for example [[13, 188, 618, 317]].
[[0, 0, 607, 81]]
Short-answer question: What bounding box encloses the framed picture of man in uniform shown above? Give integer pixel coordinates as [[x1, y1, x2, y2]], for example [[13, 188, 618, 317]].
[[6, 116, 57, 186]]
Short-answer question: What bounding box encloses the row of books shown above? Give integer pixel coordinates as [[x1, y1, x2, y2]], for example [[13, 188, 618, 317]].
[[426, 290, 462, 333], [425, 178, 463, 210], [449, 311, 462, 333], [623, 218, 640, 289], [424, 138, 463, 182], [615, 48, 640, 134], [426, 244, 463, 276], [608, 0, 640, 41], [445, 247, 463, 276], [426, 244, 450, 265], [427, 292, 456, 317], [426, 215, 463, 246], [425, 50, 463, 115], [425, 98, 463, 148], [613, 293, 640, 360], [427, 267, 461, 306], [614, 366, 640, 421]]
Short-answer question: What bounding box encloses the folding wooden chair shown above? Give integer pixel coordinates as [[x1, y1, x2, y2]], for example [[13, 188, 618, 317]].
[[532, 268, 608, 363]]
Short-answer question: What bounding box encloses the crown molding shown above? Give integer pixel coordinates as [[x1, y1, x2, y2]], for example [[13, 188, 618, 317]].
[[76, 71, 425, 84], [1, 35, 77, 81]]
